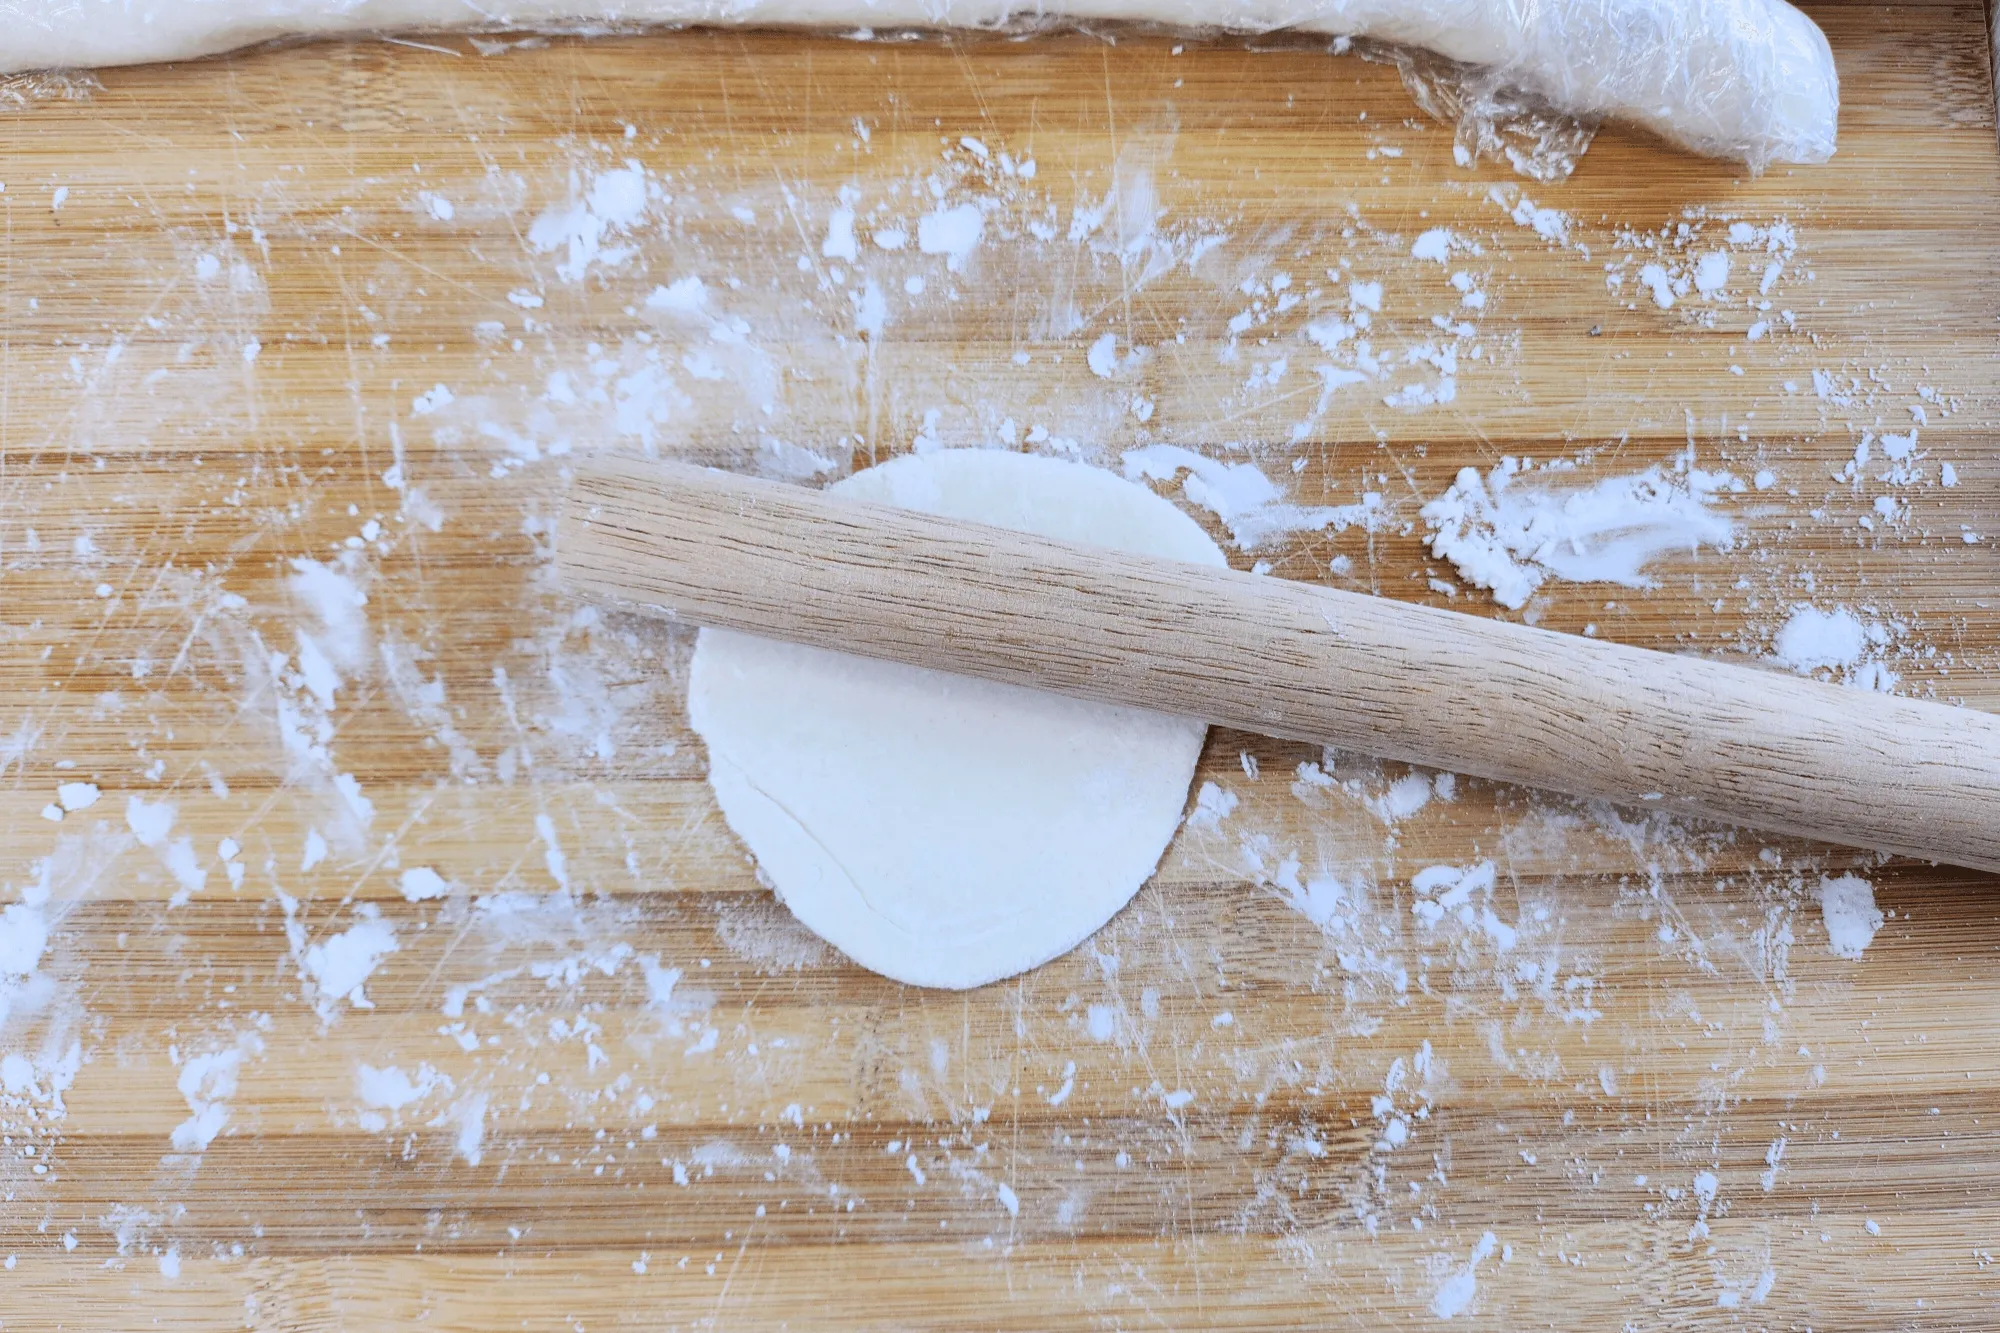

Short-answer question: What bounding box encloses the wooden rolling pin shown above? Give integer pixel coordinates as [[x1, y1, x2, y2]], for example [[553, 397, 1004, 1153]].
[[557, 454, 2000, 874]]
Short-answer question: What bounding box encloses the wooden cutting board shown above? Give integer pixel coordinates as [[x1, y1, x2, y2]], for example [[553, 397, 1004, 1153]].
[[1, 6, 1997, 1328]]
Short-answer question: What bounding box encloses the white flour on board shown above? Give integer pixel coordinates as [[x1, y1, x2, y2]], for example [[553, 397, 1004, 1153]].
[[1430, 1230, 1499, 1318], [0, 827, 127, 1170], [916, 203, 985, 270], [125, 796, 207, 908], [300, 910, 399, 1017], [1773, 604, 1868, 671], [170, 1041, 253, 1153], [362, 133, 1959, 1307], [1421, 454, 1738, 609], [353, 1062, 445, 1132], [1772, 605, 1899, 691], [528, 163, 652, 282], [1122, 444, 1381, 550], [1817, 873, 1884, 960], [0, 62, 1986, 1317]]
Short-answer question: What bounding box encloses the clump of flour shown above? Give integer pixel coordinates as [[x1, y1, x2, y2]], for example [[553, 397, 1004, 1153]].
[[1817, 874, 1883, 960], [1422, 454, 1737, 609]]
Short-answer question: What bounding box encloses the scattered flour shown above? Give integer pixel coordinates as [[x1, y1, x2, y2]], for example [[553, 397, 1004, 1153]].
[[1818, 874, 1883, 960], [1692, 251, 1731, 295], [1184, 780, 1238, 832], [0, 890, 54, 1035], [1770, 606, 1899, 691], [287, 557, 370, 674], [170, 1043, 252, 1152], [448, 1093, 489, 1165], [125, 797, 206, 907], [1123, 445, 1377, 550], [1086, 331, 1120, 379], [1410, 227, 1456, 262], [1421, 457, 1736, 609], [1410, 861, 1517, 951], [1431, 1230, 1499, 1318], [1772, 605, 1867, 671], [355, 1062, 438, 1118], [301, 909, 398, 1014], [398, 867, 451, 902], [5, 87, 1974, 1295], [528, 163, 651, 282], [123, 796, 175, 847], [1501, 191, 1570, 246], [1637, 262, 1677, 309], [641, 956, 685, 1010], [711, 899, 832, 973], [0, 830, 121, 1127], [916, 203, 983, 271], [821, 193, 859, 262]]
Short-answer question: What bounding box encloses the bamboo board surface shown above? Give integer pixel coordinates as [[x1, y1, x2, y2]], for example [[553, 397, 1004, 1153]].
[[1, 6, 1998, 1329]]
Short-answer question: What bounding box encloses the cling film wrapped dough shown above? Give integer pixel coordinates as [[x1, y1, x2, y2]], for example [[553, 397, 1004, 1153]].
[[3, 0, 1837, 167]]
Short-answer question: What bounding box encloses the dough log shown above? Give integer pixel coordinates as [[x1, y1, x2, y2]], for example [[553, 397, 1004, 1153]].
[[3, 0, 1837, 167]]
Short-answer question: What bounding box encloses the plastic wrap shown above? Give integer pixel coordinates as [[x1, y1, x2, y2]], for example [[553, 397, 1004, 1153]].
[[1365, 38, 1598, 181], [0, 0, 1837, 167], [0, 68, 100, 109]]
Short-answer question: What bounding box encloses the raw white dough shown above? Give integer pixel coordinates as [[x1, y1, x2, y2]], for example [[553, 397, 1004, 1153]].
[[3, 0, 1836, 167], [687, 449, 1225, 989]]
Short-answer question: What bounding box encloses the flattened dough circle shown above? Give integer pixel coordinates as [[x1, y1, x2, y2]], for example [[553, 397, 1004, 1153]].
[[687, 449, 1225, 989]]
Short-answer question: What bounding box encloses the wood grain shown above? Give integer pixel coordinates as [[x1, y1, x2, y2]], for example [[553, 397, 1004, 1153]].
[[0, 7, 1997, 1330]]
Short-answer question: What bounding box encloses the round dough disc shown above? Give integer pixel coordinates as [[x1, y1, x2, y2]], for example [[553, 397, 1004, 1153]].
[[687, 449, 1226, 989]]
